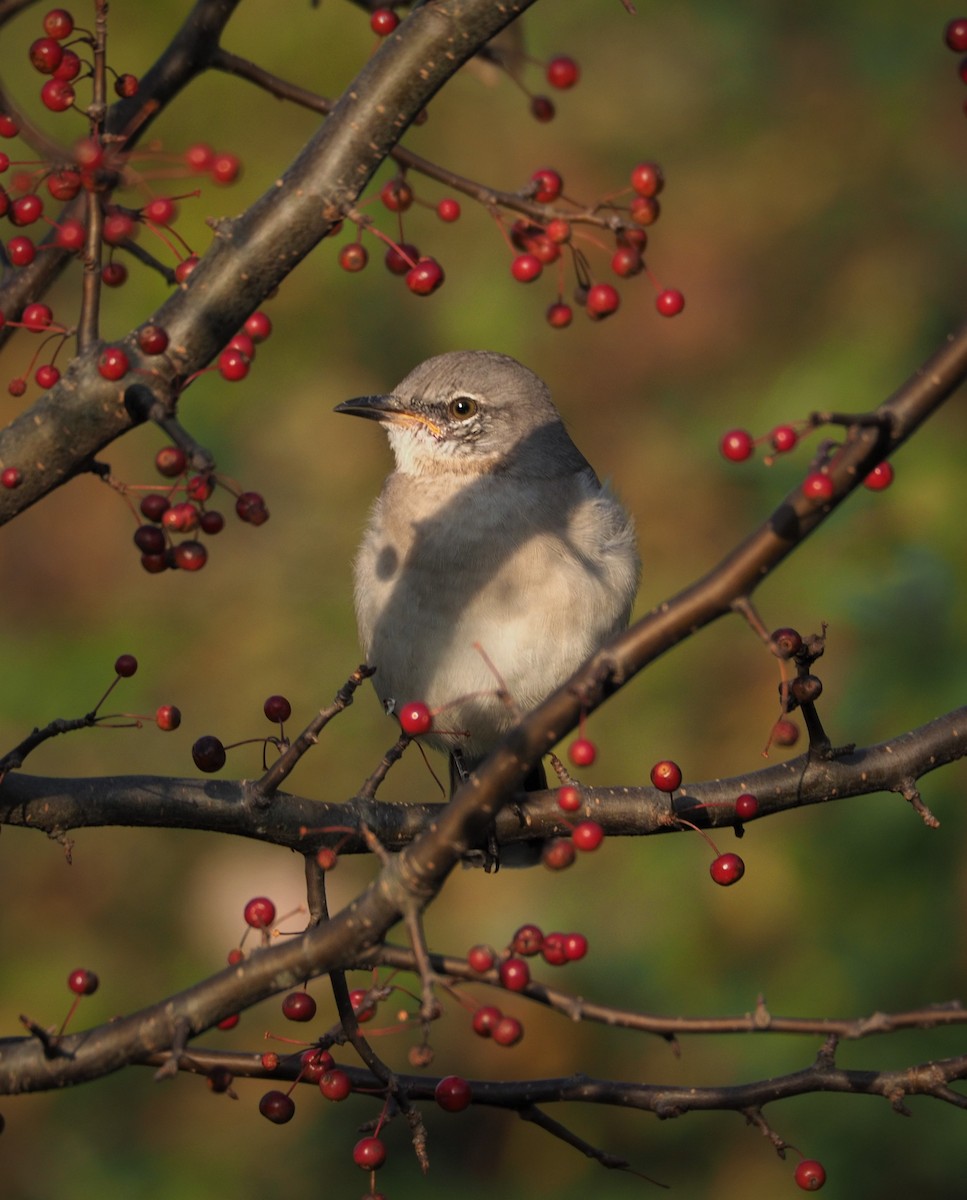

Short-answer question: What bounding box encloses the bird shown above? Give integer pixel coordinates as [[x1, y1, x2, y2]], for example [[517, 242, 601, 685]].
[[335, 350, 640, 815]]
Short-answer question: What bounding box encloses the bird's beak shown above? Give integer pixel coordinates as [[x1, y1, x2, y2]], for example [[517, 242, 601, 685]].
[[335, 395, 444, 438], [334, 394, 395, 422]]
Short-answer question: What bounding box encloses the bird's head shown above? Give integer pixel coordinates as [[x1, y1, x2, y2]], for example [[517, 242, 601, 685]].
[[335, 350, 584, 478]]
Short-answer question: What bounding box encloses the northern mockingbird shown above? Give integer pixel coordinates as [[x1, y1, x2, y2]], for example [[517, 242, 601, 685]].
[[336, 349, 640, 800]]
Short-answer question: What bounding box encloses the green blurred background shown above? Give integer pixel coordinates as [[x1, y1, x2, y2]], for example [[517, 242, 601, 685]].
[[1, 1, 966, 1196]]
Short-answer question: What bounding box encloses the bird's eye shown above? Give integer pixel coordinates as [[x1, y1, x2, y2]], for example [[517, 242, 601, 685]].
[[448, 395, 478, 420]]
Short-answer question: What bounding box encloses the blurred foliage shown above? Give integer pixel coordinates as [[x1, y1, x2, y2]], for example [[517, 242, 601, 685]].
[[1, 1, 966, 1198]]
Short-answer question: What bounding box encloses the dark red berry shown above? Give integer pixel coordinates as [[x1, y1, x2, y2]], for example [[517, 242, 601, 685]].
[[134, 525, 165, 555], [235, 491, 269, 525], [945, 18, 967, 52], [299, 1048, 335, 1082], [405, 256, 445, 295], [98, 347, 129, 381], [511, 924, 543, 956], [611, 244, 644, 277], [137, 326, 170, 352], [772, 718, 799, 747], [380, 177, 413, 212], [370, 7, 400, 36], [22, 302, 53, 331], [531, 167, 563, 202], [630, 161, 664, 197], [281, 990, 317, 1022], [319, 1068, 352, 1100], [802, 472, 834, 502], [199, 510, 225, 535], [710, 852, 745, 886], [492, 1015, 524, 1046], [540, 932, 568, 966], [29, 37, 64, 75], [530, 95, 555, 121], [541, 838, 576, 870], [349, 988, 376, 1022], [140, 493, 170, 522], [263, 694, 291, 723], [499, 957, 530, 991], [173, 540, 207, 571], [650, 759, 682, 792], [114, 73, 138, 98], [790, 674, 823, 705], [863, 461, 894, 490], [630, 195, 660, 225], [102, 262, 128, 288], [435, 1075, 472, 1112], [353, 1136, 386, 1170], [467, 944, 495, 972], [770, 627, 803, 659], [192, 734, 227, 773], [218, 348, 250, 381], [384, 241, 419, 274], [10, 193, 43, 226], [1, 466, 23, 488], [339, 242, 368, 272], [43, 9, 74, 39], [244, 311, 272, 342], [243, 896, 276, 928], [258, 1090, 295, 1124], [563, 932, 588, 961], [734, 793, 758, 820], [174, 255, 199, 282], [7, 236, 35, 266], [471, 1005, 501, 1037], [67, 968, 99, 995], [114, 654, 138, 677], [155, 446, 186, 477]]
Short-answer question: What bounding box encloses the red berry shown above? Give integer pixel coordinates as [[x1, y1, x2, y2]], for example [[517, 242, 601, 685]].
[[114, 73, 138, 98], [199, 510, 225, 535], [192, 734, 227, 773], [720, 430, 754, 461], [137, 324, 169, 355], [710, 852, 745, 886], [492, 1015, 524, 1046], [29, 37, 64, 75], [540, 932, 568, 966], [47, 169, 81, 200], [384, 241, 419, 275], [772, 718, 799, 747], [155, 705, 181, 731], [244, 310, 272, 341], [630, 195, 660, 225], [380, 177, 413, 212], [263, 694, 291, 723], [655, 288, 685, 317], [102, 262, 128, 288], [235, 491, 269, 524], [546, 217, 573, 243], [218, 347, 250, 381], [650, 759, 682, 792], [794, 1159, 827, 1191], [511, 924, 543, 956], [630, 161, 664, 197], [173, 540, 207, 571], [1, 466, 23, 488], [67, 968, 99, 995], [98, 347, 130, 381], [54, 49, 80, 81], [114, 654, 138, 677], [35, 364, 59, 391], [541, 837, 576, 870], [531, 167, 563, 202], [511, 252, 542, 283], [43, 9, 74, 39], [546, 302, 573, 328], [467, 944, 495, 972], [405, 256, 445, 295], [134, 525, 166, 555], [499, 957, 530, 991], [175, 255, 200, 282], [211, 153, 241, 184], [185, 142, 215, 171], [530, 95, 555, 121], [471, 1005, 501, 1037], [259, 1050, 278, 1069], [143, 196, 176, 225], [945, 19, 967, 52], [436, 197, 461, 222], [339, 242, 368, 272], [556, 785, 581, 813], [22, 302, 53, 332], [299, 1048, 334, 1082], [140, 493, 170, 522], [611, 244, 643, 277], [243, 896, 276, 928], [586, 283, 620, 318], [10, 193, 43, 226], [162, 501, 199, 533], [563, 932, 588, 961], [281, 990, 317, 1022], [435, 1075, 472, 1112], [734, 793, 758, 820], [258, 1090, 295, 1124], [546, 55, 580, 88], [572, 819, 604, 852], [568, 736, 597, 767], [802, 472, 834, 502], [55, 218, 85, 251], [41, 78, 75, 110], [0, 114, 19, 137], [769, 424, 798, 453], [349, 988, 376, 1022], [216, 1013, 239, 1031], [399, 700, 432, 735], [7, 378, 26, 397], [7, 237, 35, 266], [353, 1136, 386, 1170], [863, 461, 894, 490], [319, 1068, 352, 1101], [370, 7, 400, 35]]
